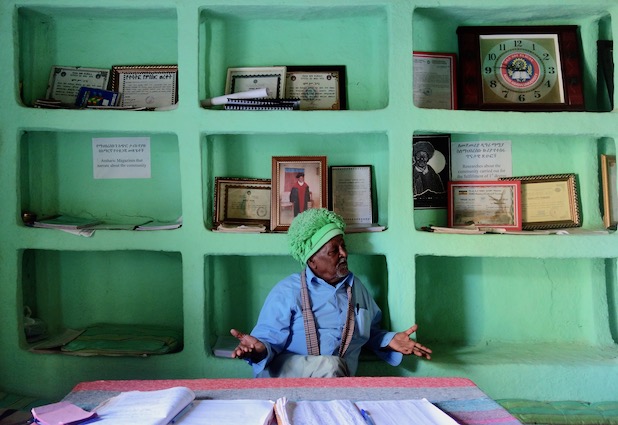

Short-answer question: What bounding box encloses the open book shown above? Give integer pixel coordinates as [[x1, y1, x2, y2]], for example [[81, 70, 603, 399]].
[[274, 398, 459, 425]]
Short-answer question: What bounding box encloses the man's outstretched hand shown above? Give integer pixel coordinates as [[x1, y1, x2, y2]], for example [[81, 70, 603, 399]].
[[387, 324, 432, 360], [230, 329, 268, 363]]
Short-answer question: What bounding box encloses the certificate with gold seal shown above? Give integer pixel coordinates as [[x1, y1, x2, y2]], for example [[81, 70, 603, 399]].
[[285, 66, 347, 110]]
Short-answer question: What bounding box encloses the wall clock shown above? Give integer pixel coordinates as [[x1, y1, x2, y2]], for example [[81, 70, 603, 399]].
[[456, 25, 585, 111]]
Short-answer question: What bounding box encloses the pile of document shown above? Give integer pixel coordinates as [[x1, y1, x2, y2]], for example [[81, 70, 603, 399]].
[[31, 387, 459, 425]]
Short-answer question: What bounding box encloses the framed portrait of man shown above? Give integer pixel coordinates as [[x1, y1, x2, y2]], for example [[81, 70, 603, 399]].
[[271, 156, 327, 232], [413, 134, 451, 209]]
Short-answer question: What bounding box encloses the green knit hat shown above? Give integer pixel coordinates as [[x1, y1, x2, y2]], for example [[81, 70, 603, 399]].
[[288, 208, 346, 264]]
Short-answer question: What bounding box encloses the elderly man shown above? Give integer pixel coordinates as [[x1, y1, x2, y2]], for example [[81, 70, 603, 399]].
[[230, 208, 431, 378]]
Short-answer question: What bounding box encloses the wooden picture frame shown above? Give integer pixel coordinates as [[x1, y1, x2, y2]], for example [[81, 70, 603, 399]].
[[111, 65, 178, 108], [500, 173, 581, 230], [214, 177, 271, 226], [447, 180, 522, 230], [413, 52, 457, 110], [329, 165, 374, 226], [601, 154, 617, 229], [456, 25, 584, 111], [271, 156, 327, 232], [225, 66, 287, 98], [285, 65, 347, 110]]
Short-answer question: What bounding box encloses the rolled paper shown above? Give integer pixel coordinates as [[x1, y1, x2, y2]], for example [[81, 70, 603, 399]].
[[201, 88, 269, 107]]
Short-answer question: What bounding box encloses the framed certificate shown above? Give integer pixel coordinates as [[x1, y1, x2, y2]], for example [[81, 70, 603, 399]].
[[329, 165, 374, 226], [601, 155, 617, 229], [46, 66, 110, 105], [500, 173, 581, 229], [285, 66, 347, 110], [111, 65, 178, 108], [447, 180, 522, 230], [225, 66, 287, 98], [413, 52, 457, 110], [214, 177, 271, 226], [224, 185, 271, 225]]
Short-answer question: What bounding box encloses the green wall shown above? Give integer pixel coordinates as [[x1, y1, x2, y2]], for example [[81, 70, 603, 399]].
[[1, 0, 617, 404]]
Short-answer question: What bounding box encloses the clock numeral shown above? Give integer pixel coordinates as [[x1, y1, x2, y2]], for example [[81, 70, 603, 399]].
[[490, 80, 498, 88], [531, 43, 537, 51], [547, 67, 556, 74], [542, 53, 550, 60], [534, 91, 541, 99], [498, 43, 506, 51], [488, 53, 497, 61], [484, 66, 493, 74], [518, 94, 526, 102], [513, 40, 522, 48], [546, 80, 552, 88], [501, 90, 509, 98]]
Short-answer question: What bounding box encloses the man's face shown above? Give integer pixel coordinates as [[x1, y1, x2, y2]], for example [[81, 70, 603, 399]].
[[414, 151, 429, 168], [308, 235, 349, 285]]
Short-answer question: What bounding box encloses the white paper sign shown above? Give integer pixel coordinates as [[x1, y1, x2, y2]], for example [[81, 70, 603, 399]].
[[92, 137, 151, 179], [450, 140, 512, 181]]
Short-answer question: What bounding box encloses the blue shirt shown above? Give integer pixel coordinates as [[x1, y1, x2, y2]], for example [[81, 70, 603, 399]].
[[249, 266, 403, 376]]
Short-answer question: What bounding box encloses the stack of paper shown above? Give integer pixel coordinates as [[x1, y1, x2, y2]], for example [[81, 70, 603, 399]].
[[93, 387, 195, 425]]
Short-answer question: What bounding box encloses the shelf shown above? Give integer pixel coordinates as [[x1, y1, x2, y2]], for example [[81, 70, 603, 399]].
[[198, 5, 388, 110], [20, 130, 182, 225], [202, 132, 389, 229], [17, 6, 178, 107], [415, 256, 617, 346], [21, 249, 184, 350], [413, 131, 615, 230], [412, 5, 612, 112]]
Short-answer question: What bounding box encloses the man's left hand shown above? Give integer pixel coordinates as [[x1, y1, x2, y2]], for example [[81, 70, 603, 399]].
[[388, 324, 432, 359]]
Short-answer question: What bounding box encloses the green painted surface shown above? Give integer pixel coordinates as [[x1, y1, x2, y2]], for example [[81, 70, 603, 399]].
[[1, 0, 618, 404]]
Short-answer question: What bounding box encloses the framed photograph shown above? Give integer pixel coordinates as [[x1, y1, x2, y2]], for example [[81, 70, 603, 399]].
[[214, 177, 271, 226], [456, 25, 584, 111], [111, 65, 178, 108], [413, 134, 450, 209], [46, 66, 110, 105], [413, 52, 457, 110], [601, 154, 617, 229], [500, 173, 581, 230], [225, 66, 287, 98], [448, 180, 522, 230], [285, 65, 347, 110], [329, 165, 374, 226], [271, 156, 327, 232]]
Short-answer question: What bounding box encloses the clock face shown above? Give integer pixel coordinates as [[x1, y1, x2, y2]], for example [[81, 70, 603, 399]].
[[480, 34, 565, 104]]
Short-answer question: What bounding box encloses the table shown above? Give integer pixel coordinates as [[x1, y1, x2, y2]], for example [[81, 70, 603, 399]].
[[63, 377, 522, 425]]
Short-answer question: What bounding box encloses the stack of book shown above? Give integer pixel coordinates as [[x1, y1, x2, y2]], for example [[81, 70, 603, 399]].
[[224, 97, 300, 111]]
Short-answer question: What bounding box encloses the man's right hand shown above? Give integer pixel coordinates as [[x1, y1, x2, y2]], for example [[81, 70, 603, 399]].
[[230, 329, 267, 363]]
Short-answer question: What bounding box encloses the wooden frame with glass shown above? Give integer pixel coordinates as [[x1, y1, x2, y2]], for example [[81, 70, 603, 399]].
[[329, 165, 374, 226], [456, 25, 584, 111], [447, 180, 522, 231], [111, 65, 178, 108], [214, 177, 271, 227], [601, 154, 617, 229], [285, 65, 347, 110], [500, 173, 581, 230], [271, 156, 327, 232]]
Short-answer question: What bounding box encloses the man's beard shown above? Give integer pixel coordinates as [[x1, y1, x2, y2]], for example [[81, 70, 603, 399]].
[[336, 259, 349, 278]]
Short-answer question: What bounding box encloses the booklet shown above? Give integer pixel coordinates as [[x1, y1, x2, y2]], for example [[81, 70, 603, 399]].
[[32, 401, 97, 425]]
